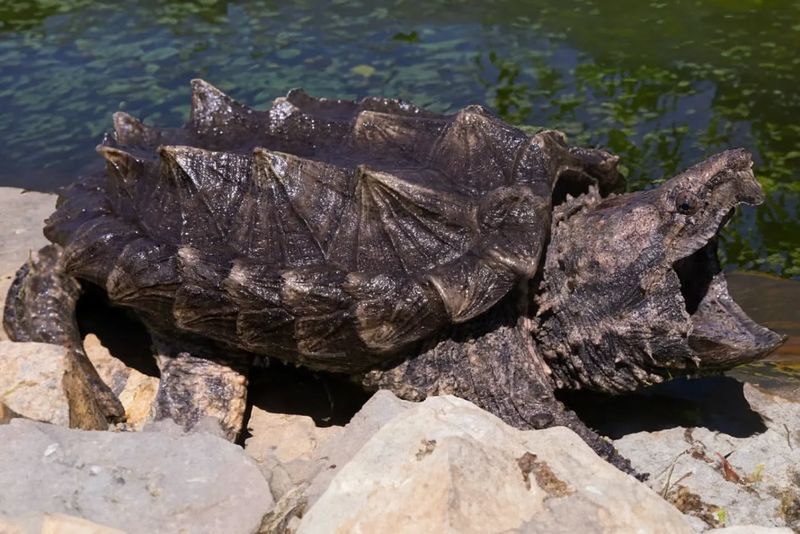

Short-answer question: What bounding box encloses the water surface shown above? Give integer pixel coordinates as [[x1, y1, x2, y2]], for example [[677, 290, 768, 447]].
[[0, 0, 798, 279]]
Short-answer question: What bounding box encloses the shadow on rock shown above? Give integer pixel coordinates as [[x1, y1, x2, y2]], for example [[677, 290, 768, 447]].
[[557, 376, 767, 439], [76, 281, 159, 378]]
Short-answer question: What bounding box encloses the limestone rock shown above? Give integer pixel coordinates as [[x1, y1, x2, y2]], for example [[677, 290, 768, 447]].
[[709, 527, 794, 534], [297, 395, 693, 534], [245, 408, 342, 466], [0, 419, 273, 534], [84, 334, 158, 429], [0, 341, 69, 425], [0, 402, 22, 424], [614, 383, 800, 531], [0, 188, 56, 342], [301, 390, 413, 506], [245, 390, 412, 505], [244, 407, 342, 501], [115, 369, 158, 430], [0, 513, 126, 534]]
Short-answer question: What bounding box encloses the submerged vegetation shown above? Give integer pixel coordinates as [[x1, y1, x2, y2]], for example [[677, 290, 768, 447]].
[[0, 0, 798, 277]]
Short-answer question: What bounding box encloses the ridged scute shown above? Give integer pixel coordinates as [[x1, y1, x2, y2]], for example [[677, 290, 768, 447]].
[[44, 79, 621, 372]]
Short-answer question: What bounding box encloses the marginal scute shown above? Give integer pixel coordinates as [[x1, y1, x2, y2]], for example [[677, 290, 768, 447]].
[[105, 237, 179, 320], [352, 275, 446, 352], [62, 215, 140, 288], [426, 254, 518, 323], [173, 246, 240, 342]]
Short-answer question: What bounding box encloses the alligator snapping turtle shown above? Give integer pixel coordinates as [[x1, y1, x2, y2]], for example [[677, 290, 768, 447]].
[[3, 80, 785, 471]]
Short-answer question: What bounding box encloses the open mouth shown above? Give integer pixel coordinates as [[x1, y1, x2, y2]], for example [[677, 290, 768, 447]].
[[672, 216, 786, 370]]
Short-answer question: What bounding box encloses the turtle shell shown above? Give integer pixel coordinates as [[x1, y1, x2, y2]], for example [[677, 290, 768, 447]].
[[45, 80, 618, 373]]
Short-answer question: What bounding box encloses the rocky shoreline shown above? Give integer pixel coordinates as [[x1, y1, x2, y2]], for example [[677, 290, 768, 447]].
[[1, 187, 797, 533]]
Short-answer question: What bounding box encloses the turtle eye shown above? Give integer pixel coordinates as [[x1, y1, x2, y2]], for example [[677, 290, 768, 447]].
[[675, 191, 698, 215]]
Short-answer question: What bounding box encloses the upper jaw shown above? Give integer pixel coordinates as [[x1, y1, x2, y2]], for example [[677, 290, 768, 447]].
[[667, 150, 763, 263], [669, 150, 785, 369]]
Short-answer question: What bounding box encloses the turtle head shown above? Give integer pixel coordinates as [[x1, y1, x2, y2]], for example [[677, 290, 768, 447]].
[[536, 149, 786, 392]]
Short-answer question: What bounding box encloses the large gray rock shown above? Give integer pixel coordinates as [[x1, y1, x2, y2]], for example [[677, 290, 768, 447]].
[[297, 394, 694, 534], [0, 188, 55, 341], [0, 419, 273, 534], [615, 383, 800, 531], [0, 341, 69, 425]]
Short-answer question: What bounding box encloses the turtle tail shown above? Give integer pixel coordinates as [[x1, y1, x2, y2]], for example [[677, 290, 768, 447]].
[[3, 244, 125, 429]]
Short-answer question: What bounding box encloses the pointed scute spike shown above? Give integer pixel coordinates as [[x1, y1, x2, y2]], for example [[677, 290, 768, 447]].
[[113, 111, 154, 146], [251, 146, 323, 180], [96, 144, 146, 185], [158, 144, 216, 162], [355, 165, 396, 193], [158, 144, 181, 164], [284, 88, 314, 106], [158, 145, 221, 178], [355, 165, 437, 198], [354, 164, 478, 230], [191, 78, 229, 103], [157, 145, 199, 184], [251, 147, 282, 181], [190, 78, 258, 137], [97, 144, 139, 166]]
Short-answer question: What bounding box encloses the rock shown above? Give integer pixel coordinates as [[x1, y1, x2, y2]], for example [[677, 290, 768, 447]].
[[709, 527, 794, 534], [0, 402, 22, 424], [115, 369, 158, 430], [301, 390, 413, 505], [297, 394, 694, 534], [0, 418, 273, 534], [0, 513, 126, 534], [83, 334, 158, 430], [245, 408, 343, 466], [614, 383, 800, 531], [245, 390, 411, 504], [245, 407, 342, 501], [0, 341, 69, 425], [0, 188, 56, 342]]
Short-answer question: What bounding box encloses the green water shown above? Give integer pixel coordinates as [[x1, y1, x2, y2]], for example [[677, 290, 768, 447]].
[[1, 0, 798, 278]]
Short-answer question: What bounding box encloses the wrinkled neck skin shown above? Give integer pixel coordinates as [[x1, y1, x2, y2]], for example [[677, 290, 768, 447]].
[[532, 189, 688, 393], [532, 228, 678, 393], [533, 290, 677, 394]]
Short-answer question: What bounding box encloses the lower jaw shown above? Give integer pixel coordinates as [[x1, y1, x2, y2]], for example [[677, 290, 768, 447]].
[[688, 272, 786, 368], [674, 239, 785, 369]]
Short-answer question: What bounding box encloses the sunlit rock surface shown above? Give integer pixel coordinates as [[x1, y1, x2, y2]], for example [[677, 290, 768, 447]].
[[283, 394, 695, 534], [0, 419, 272, 534], [615, 384, 800, 531], [0, 188, 55, 341], [0, 341, 69, 425]]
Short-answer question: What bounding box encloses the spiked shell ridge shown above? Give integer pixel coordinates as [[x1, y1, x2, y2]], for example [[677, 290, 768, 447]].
[[44, 79, 614, 373]]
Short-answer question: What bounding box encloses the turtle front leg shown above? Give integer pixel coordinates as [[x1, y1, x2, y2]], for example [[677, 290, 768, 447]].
[[364, 309, 640, 477], [151, 337, 250, 441], [3, 244, 125, 429]]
